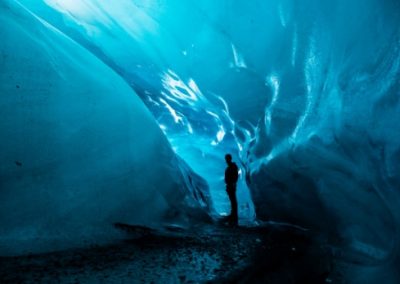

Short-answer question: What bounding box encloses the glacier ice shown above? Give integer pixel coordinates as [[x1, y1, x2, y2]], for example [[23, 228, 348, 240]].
[[18, 0, 257, 218], [0, 0, 210, 255], [1, 0, 400, 281]]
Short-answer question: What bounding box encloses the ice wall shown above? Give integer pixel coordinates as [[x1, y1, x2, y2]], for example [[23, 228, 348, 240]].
[[25, 0, 400, 249], [2, 0, 400, 280], [0, 0, 210, 256], [17, 0, 257, 219]]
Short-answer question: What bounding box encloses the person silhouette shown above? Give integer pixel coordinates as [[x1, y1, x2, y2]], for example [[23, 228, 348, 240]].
[[224, 154, 239, 226]]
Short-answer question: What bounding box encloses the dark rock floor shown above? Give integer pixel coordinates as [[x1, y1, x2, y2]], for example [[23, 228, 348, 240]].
[[0, 222, 343, 283]]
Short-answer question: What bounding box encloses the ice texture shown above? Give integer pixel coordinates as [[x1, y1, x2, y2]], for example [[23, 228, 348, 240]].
[[18, 0, 257, 218], [2, 0, 400, 280], [0, 0, 210, 255]]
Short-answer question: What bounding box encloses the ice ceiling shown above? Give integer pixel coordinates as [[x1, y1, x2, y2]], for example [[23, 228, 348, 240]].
[[1, 0, 400, 276]]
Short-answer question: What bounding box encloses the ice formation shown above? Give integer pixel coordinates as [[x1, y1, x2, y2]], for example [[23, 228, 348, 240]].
[[1, 0, 400, 280], [0, 0, 210, 255]]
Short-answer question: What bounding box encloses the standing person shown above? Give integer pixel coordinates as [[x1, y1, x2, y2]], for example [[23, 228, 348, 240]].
[[224, 154, 239, 226]]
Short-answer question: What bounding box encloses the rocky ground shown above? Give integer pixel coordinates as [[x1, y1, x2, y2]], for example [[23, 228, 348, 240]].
[[0, 222, 344, 283]]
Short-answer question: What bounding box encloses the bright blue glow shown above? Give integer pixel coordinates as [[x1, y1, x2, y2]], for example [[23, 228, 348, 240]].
[[1, 4, 400, 282]]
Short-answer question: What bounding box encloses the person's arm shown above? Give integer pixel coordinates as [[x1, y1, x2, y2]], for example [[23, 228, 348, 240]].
[[234, 164, 239, 182]]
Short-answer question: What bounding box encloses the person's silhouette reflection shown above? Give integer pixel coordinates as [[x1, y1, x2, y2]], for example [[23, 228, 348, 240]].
[[224, 154, 239, 226]]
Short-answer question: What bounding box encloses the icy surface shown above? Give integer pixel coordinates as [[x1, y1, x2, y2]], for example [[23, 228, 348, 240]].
[[0, 0, 210, 255], [17, 0, 257, 219], [2, 0, 400, 280]]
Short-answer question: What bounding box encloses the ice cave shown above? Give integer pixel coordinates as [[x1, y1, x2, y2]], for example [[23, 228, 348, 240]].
[[1, 0, 400, 283]]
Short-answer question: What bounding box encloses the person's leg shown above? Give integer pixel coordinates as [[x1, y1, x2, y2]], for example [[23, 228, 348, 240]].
[[226, 185, 234, 220], [230, 189, 238, 225], [227, 186, 233, 219], [227, 185, 238, 225]]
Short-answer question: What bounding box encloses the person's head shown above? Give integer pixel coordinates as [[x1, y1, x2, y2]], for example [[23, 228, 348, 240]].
[[225, 154, 232, 164]]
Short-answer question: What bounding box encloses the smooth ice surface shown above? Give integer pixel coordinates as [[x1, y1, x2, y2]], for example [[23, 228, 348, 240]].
[[2, 1, 400, 281], [0, 0, 210, 255], [18, 0, 257, 219]]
